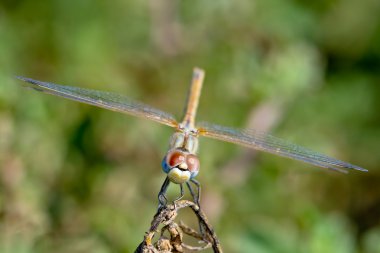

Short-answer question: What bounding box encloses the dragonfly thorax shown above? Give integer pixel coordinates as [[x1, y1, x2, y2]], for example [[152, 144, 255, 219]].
[[169, 131, 198, 154]]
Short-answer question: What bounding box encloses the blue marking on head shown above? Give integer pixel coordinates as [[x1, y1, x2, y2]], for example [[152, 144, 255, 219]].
[[190, 171, 199, 179], [161, 156, 170, 174]]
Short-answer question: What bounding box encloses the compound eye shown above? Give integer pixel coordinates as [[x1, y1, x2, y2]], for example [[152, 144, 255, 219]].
[[167, 151, 186, 167], [186, 154, 200, 173]]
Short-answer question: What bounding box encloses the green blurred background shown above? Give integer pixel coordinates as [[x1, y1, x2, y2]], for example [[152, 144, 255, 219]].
[[0, 0, 379, 252]]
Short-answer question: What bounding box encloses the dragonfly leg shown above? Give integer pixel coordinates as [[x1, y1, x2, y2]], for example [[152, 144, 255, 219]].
[[158, 177, 170, 207], [186, 181, 195, 202], [188, 178, 201, 206], [172, 184, 185, 209], [186, 182, 198, 206], [187, 179, 206, 238], [174, 184, 185, 203]]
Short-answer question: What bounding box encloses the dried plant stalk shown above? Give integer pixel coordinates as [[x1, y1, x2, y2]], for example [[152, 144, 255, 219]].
[[135, 200, 222, 253]]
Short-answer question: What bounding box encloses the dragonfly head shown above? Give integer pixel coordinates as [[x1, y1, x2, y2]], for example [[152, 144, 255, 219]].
[[162, 149, 200, 184]]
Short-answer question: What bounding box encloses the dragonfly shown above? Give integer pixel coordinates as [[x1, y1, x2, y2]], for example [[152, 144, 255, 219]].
[[17, 68, 367, 206]]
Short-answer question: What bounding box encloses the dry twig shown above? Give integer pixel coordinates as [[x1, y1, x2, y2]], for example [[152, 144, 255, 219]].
[[135, 200, 222, 253]]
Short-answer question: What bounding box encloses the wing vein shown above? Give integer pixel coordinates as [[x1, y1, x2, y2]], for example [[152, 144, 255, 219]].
[[197, 122, 367, 172], [17, 77, 178, 128]]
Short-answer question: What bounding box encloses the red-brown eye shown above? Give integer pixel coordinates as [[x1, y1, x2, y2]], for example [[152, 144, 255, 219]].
[[167, 151, 186, 167], [186, 154, 200, 173]]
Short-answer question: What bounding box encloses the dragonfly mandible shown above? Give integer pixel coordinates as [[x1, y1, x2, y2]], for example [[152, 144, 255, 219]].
[[17, 68, 367, 206]]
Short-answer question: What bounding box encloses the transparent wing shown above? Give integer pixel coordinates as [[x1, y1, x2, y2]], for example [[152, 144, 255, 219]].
[[17, 77, 178, 128], [197, 122, 367, 173]]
